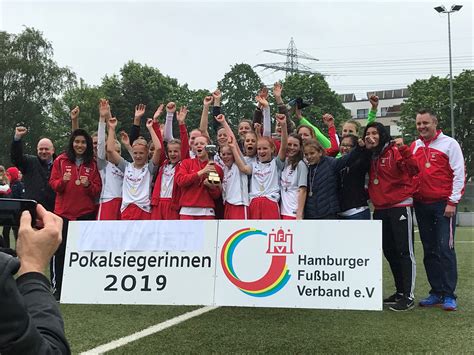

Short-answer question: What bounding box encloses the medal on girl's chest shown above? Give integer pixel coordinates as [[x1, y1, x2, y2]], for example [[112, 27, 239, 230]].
[[75, 179, 81, 186], [425, 162, 431, 168], [373, 178, 379, 185]]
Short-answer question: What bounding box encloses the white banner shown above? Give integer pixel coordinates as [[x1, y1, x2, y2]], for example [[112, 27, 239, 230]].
[[215, 220, 382, 311], [61, 221, 218, 305], [61, 220, 382, 310]]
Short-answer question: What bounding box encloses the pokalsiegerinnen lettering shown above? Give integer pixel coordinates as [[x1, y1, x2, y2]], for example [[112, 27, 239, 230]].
[[69, 252, 212, 272]]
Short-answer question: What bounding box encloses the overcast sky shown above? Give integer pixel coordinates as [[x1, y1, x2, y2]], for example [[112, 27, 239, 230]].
[[1, 0, 472, 99]]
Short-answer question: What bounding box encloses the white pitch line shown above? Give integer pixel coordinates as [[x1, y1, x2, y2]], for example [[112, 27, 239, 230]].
[[414, 241, 473, 243], [81, 306, 218, 355]]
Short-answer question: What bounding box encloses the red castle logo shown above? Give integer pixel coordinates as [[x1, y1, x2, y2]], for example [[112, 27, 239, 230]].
[[266, 227, 294, 255]]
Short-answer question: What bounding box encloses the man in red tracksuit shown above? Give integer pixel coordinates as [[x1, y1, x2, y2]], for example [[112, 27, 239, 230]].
[[411, 110, 465, 311], [364, 122, 419, 312], [175, 136, 223, 220]]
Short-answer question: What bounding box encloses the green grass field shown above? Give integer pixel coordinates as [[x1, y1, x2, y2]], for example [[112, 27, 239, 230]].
[[59, 227, 473, 354]]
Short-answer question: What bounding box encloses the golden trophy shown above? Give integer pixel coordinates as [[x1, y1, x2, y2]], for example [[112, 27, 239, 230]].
[[205, 145, 221, 184]]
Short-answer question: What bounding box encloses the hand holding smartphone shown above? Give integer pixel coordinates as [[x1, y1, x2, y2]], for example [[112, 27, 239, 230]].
[[0, 198, 37, 228]]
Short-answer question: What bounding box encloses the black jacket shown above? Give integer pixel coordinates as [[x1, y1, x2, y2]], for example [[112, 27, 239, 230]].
[[338, 152, 370, 212], [305, 148, 362, 219], [11, 139, 56, 211], [0, 252, 70, 354]]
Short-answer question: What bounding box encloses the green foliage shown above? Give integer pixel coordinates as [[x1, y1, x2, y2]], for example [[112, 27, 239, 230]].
[[0, 27, 75, 164], [281, 73, 351, 133], [400, 70, 473, 179], [218, 63, 263, 127]]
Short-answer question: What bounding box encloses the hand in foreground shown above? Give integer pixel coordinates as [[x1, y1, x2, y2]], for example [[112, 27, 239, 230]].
[[16, 204, 63, 276]]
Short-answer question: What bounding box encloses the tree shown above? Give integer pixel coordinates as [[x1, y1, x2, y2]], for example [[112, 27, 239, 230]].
[[281, 73, 351, 133], [400, 70, 473, 179], [0, 27, 76, 163], [218, 63, 263, 128]]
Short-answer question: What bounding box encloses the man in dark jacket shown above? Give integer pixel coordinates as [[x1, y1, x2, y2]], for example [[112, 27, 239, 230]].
[[0, 204, 70, 354], [11, 126, 56, 212]]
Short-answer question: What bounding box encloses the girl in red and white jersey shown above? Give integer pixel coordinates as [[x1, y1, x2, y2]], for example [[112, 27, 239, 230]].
[[96, 99, 124, 220], [232, 112, 288, 220], [150, 104, 190, 220], [175, 135, 224, 220], [106, 116, 161, 220], [215, 114, 250, 219], [280, 133, 308, 220]]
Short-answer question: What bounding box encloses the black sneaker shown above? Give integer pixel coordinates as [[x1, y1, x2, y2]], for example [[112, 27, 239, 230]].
[[383, 292, 403, 304], [389, 297, 415, 312]]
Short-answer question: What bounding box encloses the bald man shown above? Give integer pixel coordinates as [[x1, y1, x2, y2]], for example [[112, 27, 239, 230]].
[[11, 127, 56, 212]]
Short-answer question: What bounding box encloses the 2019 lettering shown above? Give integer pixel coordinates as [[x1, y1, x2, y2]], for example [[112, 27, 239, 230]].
[[104, 275, 167, 292]]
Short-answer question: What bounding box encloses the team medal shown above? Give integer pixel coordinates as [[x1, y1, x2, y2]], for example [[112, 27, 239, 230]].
[[75, 179, 81, 186], [130, 187, 137, 195], [309, 191, 313, 197], [425, 162, 431, 168], [259, 184, 264, 192], [373, 178, 379, 185]]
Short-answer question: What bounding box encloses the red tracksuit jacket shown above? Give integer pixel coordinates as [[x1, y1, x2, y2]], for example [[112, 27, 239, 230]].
[[49, 153, 102, 219], [411, 131, 465, 206], [175, 158, 223, 209], [368, 144, 419, 209]]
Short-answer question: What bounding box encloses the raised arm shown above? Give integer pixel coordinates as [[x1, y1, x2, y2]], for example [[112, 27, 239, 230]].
[[276, 113, 288, 162], [296, 108, 331, 149], [11, 126, 29, 171], [161, 103, 175, 142], [70, 106, 80, 131], [146, 119, 162, 167], [119, 131, 133, 160], [106, 117, 123, 166], [322, 114, 340, 157], [176, 106, 190, 159], [199, 95, 213, 140], [97, 99, 111, 163], [130, 103, 146, 145], [256, 95, 271, 137], [367, 95, 379, 124], [211, 89, 222, 133], [228, 134, 252, 175], [273, 82, 289, 117]]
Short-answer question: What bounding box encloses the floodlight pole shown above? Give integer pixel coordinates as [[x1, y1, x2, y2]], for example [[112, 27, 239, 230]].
[[435, 5, 462, 139], [447, 10, 455, 139]]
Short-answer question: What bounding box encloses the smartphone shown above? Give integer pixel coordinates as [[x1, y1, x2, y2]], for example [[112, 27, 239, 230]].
[[0, 198, 37, 228]]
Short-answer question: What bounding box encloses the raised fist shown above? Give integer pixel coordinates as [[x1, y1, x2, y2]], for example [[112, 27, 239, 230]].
[[273, 82, 283, 97], [108, 117, 118, 129], [166, 102, 176, 114], [369, 95, 379, 109], [255, 95, 269, 108], [212, 90, 222, 100], [275, 113, 287, 124], [70, 106, 80, 120], [215, 114, 226, 123], [322, 113, 335, 128], [203, 96, 213, 106], [15, 126, 28, 138]]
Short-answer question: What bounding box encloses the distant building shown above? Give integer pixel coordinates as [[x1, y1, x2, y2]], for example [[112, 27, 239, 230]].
[[340, 89, 409, 136]]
